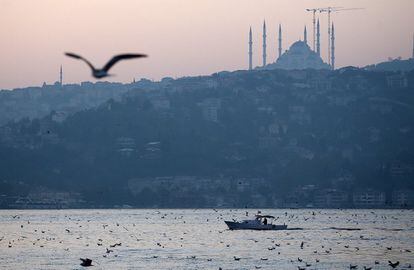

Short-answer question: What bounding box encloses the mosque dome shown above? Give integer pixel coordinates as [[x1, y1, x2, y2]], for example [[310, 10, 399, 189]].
[[261, 40, 330, 71], [290, 41, 310, 52]]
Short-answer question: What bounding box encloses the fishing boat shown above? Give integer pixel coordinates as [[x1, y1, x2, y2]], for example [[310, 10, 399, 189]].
[[224, 215, 288, 230]]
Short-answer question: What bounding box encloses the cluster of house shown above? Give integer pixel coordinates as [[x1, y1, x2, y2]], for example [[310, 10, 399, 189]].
[[1, 66, 407, 135], [0, 81, 133, 126], [127, 176, 269, 207], [126, 176, 414, 209], [0, 188, 85, 209], [284, 185, 413, 209], [1, 177, 412, 209]]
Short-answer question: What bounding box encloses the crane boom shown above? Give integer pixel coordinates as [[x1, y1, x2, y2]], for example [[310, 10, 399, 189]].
[[306, 7, 343, 51], [306, 6, 364, 67]]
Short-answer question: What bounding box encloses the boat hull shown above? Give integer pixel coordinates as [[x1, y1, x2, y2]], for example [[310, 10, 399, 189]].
[[225, 221, 287, 231]]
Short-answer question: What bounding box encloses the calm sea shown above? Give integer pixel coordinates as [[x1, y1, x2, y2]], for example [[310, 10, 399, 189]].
[[0, 209, 413, 269]]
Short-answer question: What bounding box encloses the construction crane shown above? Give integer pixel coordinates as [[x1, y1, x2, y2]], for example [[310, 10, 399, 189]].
[[305, 7, 342, 51], [306, 7, 364, 66], [319, 7, 364, 66]]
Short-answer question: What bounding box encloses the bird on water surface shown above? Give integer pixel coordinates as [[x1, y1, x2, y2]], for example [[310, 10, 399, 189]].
[[388, 261, 400, 268], [65, 52, 147, 79], [79, 258, 92, 267]]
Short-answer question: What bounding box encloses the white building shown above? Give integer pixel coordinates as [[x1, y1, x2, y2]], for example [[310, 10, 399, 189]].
[[314, 189, 348, 208], [392, 189, 414, 207], [199, 98, 221, 122], [353, 189, 386, 208]]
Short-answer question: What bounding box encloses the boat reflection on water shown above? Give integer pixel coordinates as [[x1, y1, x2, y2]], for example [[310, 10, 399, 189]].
[[225, 214, 288, 230]]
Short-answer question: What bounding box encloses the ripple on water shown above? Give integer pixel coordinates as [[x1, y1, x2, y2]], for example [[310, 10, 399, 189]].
[[0, 209, 413, 269]]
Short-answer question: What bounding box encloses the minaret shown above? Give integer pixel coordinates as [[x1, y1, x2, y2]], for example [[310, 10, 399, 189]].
[[262, 20, 267, 67], [59, 65, 63, 87], [248, 27, 253, 70], [412, 33, 414, 59], [278, 24, 282, 59], [331, 23, 335, 70], [304, 25, 307, 45], [316, 19, 320, 56]]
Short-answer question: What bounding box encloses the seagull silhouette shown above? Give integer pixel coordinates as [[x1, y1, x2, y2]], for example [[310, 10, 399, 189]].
[[388, 261, 399, 268], [65, 52, 147, 79], [79, 258, 92, 267]]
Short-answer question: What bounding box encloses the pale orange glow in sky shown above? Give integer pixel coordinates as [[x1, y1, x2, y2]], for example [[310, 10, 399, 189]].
[[0, 0, 413, 89]]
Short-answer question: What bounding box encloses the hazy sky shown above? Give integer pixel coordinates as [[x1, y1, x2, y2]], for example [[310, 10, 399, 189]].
[[0, 0, 413, 89]]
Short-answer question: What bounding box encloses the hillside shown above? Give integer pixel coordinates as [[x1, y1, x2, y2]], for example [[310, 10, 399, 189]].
[[1, 68, 413, 208]]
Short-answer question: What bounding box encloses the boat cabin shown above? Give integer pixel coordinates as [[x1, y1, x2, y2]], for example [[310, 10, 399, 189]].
[[255, 215, 275, 225]]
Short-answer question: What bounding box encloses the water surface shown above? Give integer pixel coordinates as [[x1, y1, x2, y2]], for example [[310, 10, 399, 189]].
[[0, 209, 413, 269]]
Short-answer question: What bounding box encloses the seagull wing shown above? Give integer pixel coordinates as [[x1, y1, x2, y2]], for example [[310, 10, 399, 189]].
[[102, 54, 147, 72], [65, 52, 96, 71]]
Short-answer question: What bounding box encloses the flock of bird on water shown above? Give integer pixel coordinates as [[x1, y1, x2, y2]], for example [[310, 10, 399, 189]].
[[2, 210, 412, 269]]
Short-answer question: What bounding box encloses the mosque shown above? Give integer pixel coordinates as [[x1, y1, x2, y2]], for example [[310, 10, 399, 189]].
[[249, 20, 333, 71]]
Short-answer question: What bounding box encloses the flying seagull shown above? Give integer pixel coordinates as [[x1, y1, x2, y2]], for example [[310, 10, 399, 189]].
[[65, 52, 147, 79]]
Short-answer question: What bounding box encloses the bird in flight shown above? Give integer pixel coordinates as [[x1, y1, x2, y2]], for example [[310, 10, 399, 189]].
[[65, 52, 147, 79]]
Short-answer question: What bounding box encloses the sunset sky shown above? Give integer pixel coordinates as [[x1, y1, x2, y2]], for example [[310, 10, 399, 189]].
[[0, 0, 413, 89]]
